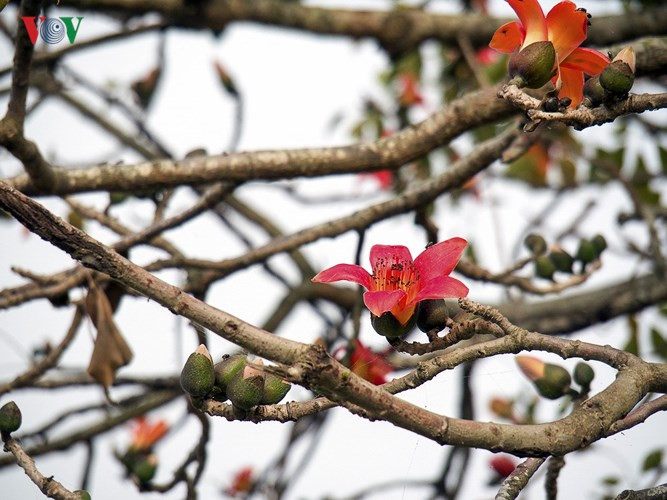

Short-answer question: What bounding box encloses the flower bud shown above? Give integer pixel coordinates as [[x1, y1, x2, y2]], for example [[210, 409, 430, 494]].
[[132, 454, 157, 484], [416, 299, 449, 333], [583, 75, 605, 107], [490, 455, 517, 478], [261, 374, 291, 405], [591, 234, 607, 256], [508, 41, 556, 89], [180, 344, 215, 398], [489, 397, 514, 420], [549, 248, 574, 273], [524, 233, 547, 255], [213, 354, 247, 401], [576, 239, 597, 264], [227, 364, 265, 410], [516, 355, 571, 399], [74, 491, 92, 500], [371, 311, 415, 339], [573, 361, 595, 387], [0, 401, 22, 433], [535, 255, 556, 280], [600, 47, 635, 96]]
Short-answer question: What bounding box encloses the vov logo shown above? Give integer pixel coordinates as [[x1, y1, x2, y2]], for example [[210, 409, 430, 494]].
[[21, 16, 83, 45]]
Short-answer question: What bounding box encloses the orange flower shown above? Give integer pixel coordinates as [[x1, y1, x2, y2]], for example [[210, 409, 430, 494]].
[[490, 0, 609, 106], [129, 417, 168, 452], [224, 467, 254, 497]]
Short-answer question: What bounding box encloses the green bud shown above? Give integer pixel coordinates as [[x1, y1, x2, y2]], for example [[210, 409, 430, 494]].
[[524, 233, 547, 255], [371, 311, 416, 339], [576, 239, 597, 264], [591, 234, 607, 256], [132, 455, 157, 484], [214, 354, 247, 401], [535, 255, 556, 280], [0, 401, 22, 433], [509, 41, 556, 89], [583, 75, 606, 108], [416, 299, 449, 333], [227, 365, 265, 410], [573, 362, 595, 387], [600, 61, 634, 96], [180, 345, 215, 398], [534, 363, 571, 399], [549, 248, 574, 273], [261, 374, 291, 405], [74, 491, 92, 500]]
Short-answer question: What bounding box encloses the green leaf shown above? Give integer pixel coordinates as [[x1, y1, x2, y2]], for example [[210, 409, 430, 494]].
[[650, 328, 667, 360], [623, 315, 639, 356], [602, 476, 619, 486], [642, 449, 663, 472]]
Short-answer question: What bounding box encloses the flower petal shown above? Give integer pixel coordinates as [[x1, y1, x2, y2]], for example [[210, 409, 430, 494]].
[[364, 289, 406, 318], [369, 245, 414, 270], [413, 237, 467, 282], [489, 21, 524, 53], [556, 65, 585, 107], [312, 263, 372, 289], [413, 276, 469, 303], [546, 1, 588, 62], [561, 47, 610, 76], [506, 0, 547, 48]]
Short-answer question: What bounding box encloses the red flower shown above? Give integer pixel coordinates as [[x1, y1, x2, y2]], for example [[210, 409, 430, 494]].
[[312, 239, 469, 325], [489, 0, 609, 106], [224, 467, 254, 497], [360, 170, 394, 190], [346, 340, 393, 385], [490, 455, 517, 478], [398, 73, 424, 107], [129, 417, 168, 452]]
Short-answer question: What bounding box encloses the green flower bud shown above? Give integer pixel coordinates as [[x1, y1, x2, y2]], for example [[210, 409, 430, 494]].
[[591, 234, 607, 256], [524, 233, 547, 255], [583, 75, 605, 108], [416, 299, 449, 333], [74, 491, 92, 500], [535, 255, 556, 280], [371, 311, 416, 339], [549, 248, 574, 273], [0, 401, 22, 433], [576, 239, 597, 264], [509, 41, 556, 89], [180, 345, 215, 398], [132, 455, 157, 484], [213, 354, 247, 401], [227, 364, 265, 410], [261, 374, 291, 405], [534, 363, 572, 400], [600, 47, 636, 96], [573, 362, 595, 387]]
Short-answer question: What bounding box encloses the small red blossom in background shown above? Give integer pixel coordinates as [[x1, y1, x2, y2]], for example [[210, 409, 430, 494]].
[[475, 47, 501, 66], [360, 170, 394, 190], [489, 0, 609, 106], [224, 466, 254, 497], [397, 73, 424, 107], [344, 340, 394, 385], [129, 417, 168, 452], [490, 455, 517, 479], [312, 238, 469, 325]]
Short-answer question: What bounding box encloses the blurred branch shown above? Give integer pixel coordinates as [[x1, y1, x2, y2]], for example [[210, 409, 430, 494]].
[[495, 458, 545, 500], [1, 433, 80, 500]]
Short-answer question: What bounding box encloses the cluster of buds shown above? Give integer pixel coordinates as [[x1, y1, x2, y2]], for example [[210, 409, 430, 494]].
[[516, 356, 595, 399], [584, 47, 636, 107], [525, 233, 607, 280], [180, 346, 291, 411]]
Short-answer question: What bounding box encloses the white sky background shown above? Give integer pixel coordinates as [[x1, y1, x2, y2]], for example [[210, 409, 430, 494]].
[[0, 0, 666, 499]]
